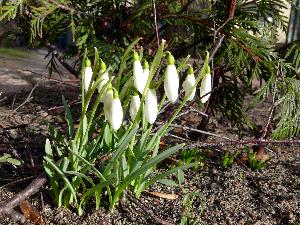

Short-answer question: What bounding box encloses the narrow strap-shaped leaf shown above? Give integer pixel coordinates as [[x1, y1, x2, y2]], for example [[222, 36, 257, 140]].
[[64, 171, 95, 186], [104, 125, 139, 175], [43, 157, 78, 205], [78, 176, 114, 215], [111, 144, 184, 206], [68, 149, 107, 181], [145, 163, 195, 190]]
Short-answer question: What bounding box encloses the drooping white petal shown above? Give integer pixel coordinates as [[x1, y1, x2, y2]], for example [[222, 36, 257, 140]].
[[84, 67, 93, 92], [142, 67, 150, 89], [104, 89, 123, 130], [133, 60, 145, 94], [164, 64, 179, 103], [145, 89, 158, 124], [183, 74, 196, 101], [199, 73, 212, 103], [129, 95, 141, 121], [110, 98, 123, 130], [104, 89, 113, 122], [98, 71, 109, 95]]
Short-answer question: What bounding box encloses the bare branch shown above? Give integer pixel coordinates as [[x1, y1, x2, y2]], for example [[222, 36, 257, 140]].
[[0, 173, 47, 222], [152, 0, 160, 47]]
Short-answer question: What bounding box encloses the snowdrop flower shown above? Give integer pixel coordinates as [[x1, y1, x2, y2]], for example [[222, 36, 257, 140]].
[[145, 89, 158, 124], [182, 65, 196, 101], [104, 88, 113, 122], [133, 50, 146, 94], [164, 52, 179, 103], [98, 59, 109, 95], [84, 58, 93, 92], [142, 60, 150, 90], [199, 66, 212, 103], [129, 92, 140, 121], [104, 88, 123, 130]]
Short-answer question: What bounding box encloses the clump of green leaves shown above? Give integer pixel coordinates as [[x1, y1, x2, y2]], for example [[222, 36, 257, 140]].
[[180, 148, 207, 170], [247, 151, 270, 171], [222, 150, 239, 168], [180, 191, 206, 225]]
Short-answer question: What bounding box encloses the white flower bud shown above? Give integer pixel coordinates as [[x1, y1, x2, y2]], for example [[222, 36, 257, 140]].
[[110, 97, 123, 130], [104, 88, 113, 122], [145, 89, 158, 124], [182, 65, 196, 101], [104, 88, 123, 130], [133, 51, 146, 94], [164, 52, 179, 103], [129, 94, 140, 121], [200, 70, 212, 103], [98, 59, 109, 95], [142, 61, 150, 90], [84, 59, 93, 92]]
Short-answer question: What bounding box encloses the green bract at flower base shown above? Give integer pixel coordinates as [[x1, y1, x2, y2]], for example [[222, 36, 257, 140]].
[[43, 40, 209, 215]]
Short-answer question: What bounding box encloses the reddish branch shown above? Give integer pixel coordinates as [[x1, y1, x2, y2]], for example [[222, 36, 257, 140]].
[[188, 139, 300, 149], [227, 0, 237, 19]]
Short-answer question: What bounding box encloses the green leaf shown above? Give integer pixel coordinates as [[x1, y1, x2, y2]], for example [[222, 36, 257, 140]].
[[177, 169, 185, 185], [121, 154, 129, 179], [158, 179, 178, 187], [45, 138, 53, 158], [180, 216, 188, 225], [138, 163, 196, 195], [104, 125, 139, 176], [78, 177, 114, 215], [62, 95, 75, 138], [111, 144, 184, 208], [43, 157, 78, 205], [103, 123, 112, 148], [64, 171, 95, 186], [0, 153, 21, 166]]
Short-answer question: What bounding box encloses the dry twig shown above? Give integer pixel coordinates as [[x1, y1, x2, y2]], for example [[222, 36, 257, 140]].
[[152, 0, 160, 47], [0, 172, 47, 223]]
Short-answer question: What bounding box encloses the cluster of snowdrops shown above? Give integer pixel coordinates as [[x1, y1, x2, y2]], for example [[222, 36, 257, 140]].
[[83, 46, 212, 130], [44, 40, 211, 214]]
